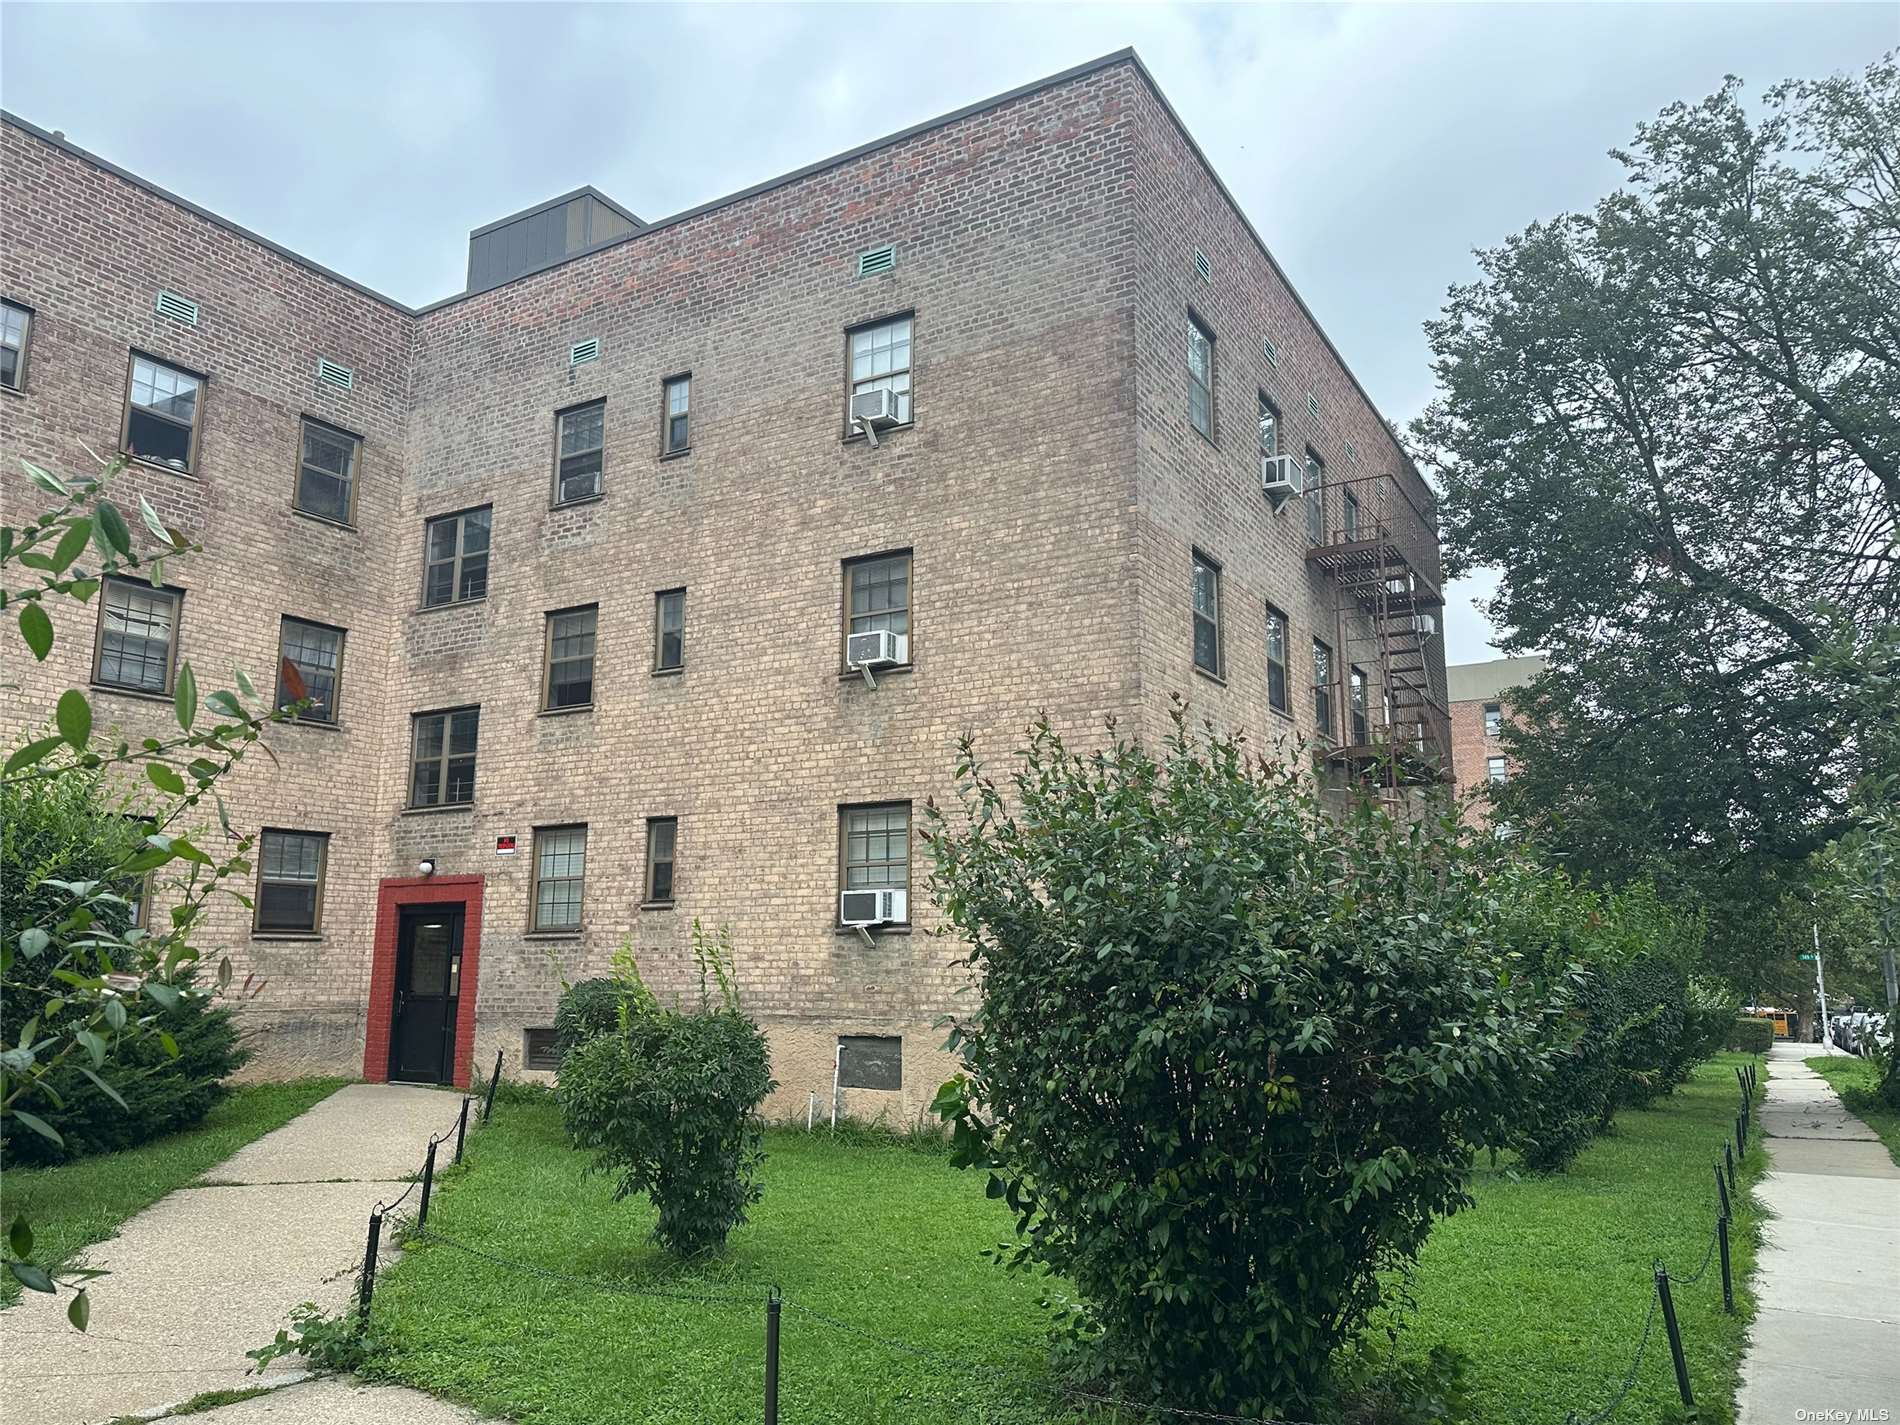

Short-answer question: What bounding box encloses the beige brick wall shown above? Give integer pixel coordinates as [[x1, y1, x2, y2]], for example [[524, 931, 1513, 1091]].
[[3, 53, 1446, 1120]]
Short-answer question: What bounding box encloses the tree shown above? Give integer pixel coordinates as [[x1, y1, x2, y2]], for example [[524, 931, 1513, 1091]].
[[926, 710, 1556, 1414], [2, 455, 302, 1324], [1416, 57, 1899, 951]]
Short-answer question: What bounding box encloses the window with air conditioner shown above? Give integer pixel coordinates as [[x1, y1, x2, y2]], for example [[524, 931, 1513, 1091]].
[[848, 315, 911, 431], [554, 400, 605, 505], [839, 802, 910, 927], [844, 551, 910, 669]]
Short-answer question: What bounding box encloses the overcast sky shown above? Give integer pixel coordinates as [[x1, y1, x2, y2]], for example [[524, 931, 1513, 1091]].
[[3, 3, 1890, 663]]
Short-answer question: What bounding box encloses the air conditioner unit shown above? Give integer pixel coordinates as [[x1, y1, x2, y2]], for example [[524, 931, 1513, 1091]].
[[846, 628, 906, 669], [840, 888, 907, 927], [1413, 613, 1438, 636], [851, 388, 901, 438], [1261, 453, 1304, 506]]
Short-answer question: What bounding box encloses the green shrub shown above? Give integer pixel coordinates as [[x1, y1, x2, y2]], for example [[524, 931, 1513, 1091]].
[[926, 711, 1556, 1415], [1611, 954, 1688, 1107], [1729, 1017, 1775, 1055], [553, 977, 629, 1062], [1, 774, 246, 1165], [557, 927, 776, 1257]]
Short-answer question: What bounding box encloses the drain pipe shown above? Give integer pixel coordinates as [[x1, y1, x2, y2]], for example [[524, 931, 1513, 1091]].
[[807, 1090, 815, 1132]]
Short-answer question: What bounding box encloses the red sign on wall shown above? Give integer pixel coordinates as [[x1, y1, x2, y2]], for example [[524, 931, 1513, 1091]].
[[495, 835, 517, 855]]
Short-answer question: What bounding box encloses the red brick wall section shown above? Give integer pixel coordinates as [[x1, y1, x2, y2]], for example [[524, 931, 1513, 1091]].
[[364, 875, 485, 1088]]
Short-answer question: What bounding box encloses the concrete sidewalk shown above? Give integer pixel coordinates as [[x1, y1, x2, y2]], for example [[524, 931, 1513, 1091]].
[[2, 1084, 480, 1425], [1737, 1043, 1900, 1425]]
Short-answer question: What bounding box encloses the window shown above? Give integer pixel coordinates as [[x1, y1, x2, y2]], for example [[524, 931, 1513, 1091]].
[[1343, 490, 1361, 542], [123, 354, 204, 472], [531, 825, 587, 931], [127, 872, 154, 931], [1258, 394, 1279, 458], [543, 606, 597, 710], [841, 803, 910, 896], [1350, 666, 1369, 743], [410, 707, 479, 808], [1187, 316, 1214, 438], [523, 1028, 560, 1072], [1483, 703, 1503, 738], [1313, 638, 1335, 738], [94, 579, 182, 694], [1305, 452, 1325, 543], [1487, 756, 1509, 785], [255, 830, 328, 934], [848, 316, 912, 426], [422, 507, 491, 607], [653, 588, 685, 672], [1, 300, 31, 390], [1264, 604, 1290, 714], [554, 401, 604, 504], [838, 1035, 902, 1090], [277, 617, 344, 723], [645, 817, 677, 904], [295, 418, 358, 524], [662, 375, 690, 455], [1191, 551, 1222, 677], [844, 551, 910, 663]]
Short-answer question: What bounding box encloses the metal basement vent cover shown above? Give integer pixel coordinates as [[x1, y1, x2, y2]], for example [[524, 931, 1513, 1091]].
[[1194, 248, 1211, 283], [857, 245, 896, 278], [316, 358, 354, 391], [569, 338, 599, 367], [154, 290, 199, 326]]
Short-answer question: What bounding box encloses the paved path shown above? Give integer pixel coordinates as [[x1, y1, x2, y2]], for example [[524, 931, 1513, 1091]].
[[3, 1084, 487, 1425], [1736, 1043, 1900, 1425]]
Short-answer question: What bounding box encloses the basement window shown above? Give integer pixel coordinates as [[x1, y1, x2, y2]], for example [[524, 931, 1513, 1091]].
[[838, 1035, 902, 1090], [524, 1028, 560, 1072]]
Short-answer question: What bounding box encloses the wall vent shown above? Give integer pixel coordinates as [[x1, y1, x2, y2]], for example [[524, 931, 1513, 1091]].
[[316, 358, 354, 392], [1307, 392, 1320, 419], [569, 338, 600, 367], [154, 291, 199, 326], [1262, 338, 1279, 369], [1344, 439, 1357, 463], [857, 245, 897, 278], [1194, 248, 1212, 283]]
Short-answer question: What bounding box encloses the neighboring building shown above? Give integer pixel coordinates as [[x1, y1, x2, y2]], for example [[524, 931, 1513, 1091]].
[[1, 50, 1449, 1119], [1447, 656, 1547, 827]]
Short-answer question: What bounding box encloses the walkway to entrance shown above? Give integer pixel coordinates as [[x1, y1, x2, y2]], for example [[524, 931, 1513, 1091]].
[[1736, 1042, 1900, 1423], [6, 1084, 484, 1425]]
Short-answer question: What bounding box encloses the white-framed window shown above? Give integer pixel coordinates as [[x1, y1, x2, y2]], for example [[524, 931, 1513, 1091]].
[[532, 825, 587, 931], [849, 316, 912, 426], [1483, 703, 1503, 738], [1487, 756, 1509, 785], [1187, 316, 1214, 438]]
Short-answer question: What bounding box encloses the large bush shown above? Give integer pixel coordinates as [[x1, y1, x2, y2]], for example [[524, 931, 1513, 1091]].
[[553, 977, 628, 1062], [1, 774, 247, 1165], [1729, 1016, 1775, 1055], [926, 712, 1556, 1414], [557, 928, 775, 1257]]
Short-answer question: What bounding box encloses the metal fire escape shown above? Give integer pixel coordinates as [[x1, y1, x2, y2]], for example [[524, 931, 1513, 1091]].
[[1304, 471, 1452, 791]]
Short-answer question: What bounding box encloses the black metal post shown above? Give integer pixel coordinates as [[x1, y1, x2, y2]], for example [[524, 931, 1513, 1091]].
[[1718, 1214, 1734, 1315], [483, 1049, 503, 1123], [1715, 1162, 1730, 1219], [764, 1287, 781, 1425], [1725, 1141, 1736, 1191], [1736, 1064, 1748, 1100], [357, 1209, 383, 1326], [1735, 1110, 1746, 1155], [1655, 1266, 1697, 1416], [418, 1138, 438, 1229], [454, 1096, 471, 1165]]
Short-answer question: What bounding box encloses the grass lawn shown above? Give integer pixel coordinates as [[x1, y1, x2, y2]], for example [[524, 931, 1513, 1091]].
[[1805, 1055, 1900, 1164], [0, 1077, 348, 1305], [368, 1056, 1766, 1425]]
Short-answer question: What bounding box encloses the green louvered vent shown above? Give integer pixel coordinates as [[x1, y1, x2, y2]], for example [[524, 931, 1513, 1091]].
[[857, 245, 896, 278]]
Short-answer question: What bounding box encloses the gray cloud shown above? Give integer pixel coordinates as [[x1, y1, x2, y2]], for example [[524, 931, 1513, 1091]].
[[4, 2, 1890, 661]]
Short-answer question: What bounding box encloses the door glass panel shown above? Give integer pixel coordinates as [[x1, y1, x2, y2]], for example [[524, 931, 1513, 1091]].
[[408, 922, 451, 995]]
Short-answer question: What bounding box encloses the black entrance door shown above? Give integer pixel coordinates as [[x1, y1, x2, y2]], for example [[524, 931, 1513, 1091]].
[[389, 908, 462, 1084]]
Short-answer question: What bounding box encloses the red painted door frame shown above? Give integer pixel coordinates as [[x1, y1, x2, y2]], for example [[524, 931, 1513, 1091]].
[[364, 875, 484, 1088]]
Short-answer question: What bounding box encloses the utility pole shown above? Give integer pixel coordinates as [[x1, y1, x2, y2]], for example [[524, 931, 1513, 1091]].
[[1814, 923, 1834, 1056], [1874, 853, 1899, 1018]]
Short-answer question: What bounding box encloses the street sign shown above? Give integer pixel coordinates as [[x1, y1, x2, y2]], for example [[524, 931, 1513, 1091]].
[[1799, 953, 1817, 962]]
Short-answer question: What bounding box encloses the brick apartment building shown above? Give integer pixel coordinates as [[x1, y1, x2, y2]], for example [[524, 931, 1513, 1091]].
[[1, 50, 1450, 1120], [1447, 656, 1546, 827]]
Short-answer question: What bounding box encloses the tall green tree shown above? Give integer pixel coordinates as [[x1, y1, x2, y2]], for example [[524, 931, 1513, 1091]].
[[1416, 56, 1899, 949]]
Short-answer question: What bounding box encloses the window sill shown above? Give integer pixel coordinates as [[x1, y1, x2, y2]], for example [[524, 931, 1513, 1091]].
[[651, 666, 685, 679], [659, 447, 691, 462], [415, 597, 487, 615], [550, 494, 604, 512], [837, 662, 914, 681], [524, 929, 584, 940], [1192, 666, 1227, 687], [1267, 705, 1295, 723], [537, 704, 594, 718], [834, 923, 912, 937], [124, 453, 199, 479], [89, 682, 175, 705], [401, 803, 475, 817], [1192, 426, 1217, 448], [290, 507, 357, 533], [284, 716, 344, 732], [0, 384, 24, 400], [842, 421, 914, 445], [252, 931, 322, 942], [638, 900, 676, 912]]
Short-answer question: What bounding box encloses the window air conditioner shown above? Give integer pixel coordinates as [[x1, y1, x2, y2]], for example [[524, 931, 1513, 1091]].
[[840, 888, 907, 927], [852, 388, 901, 430], [1261, 453, 1303, 506], [1413, 613, 1438, 636], [847, 628, 906, 669]]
